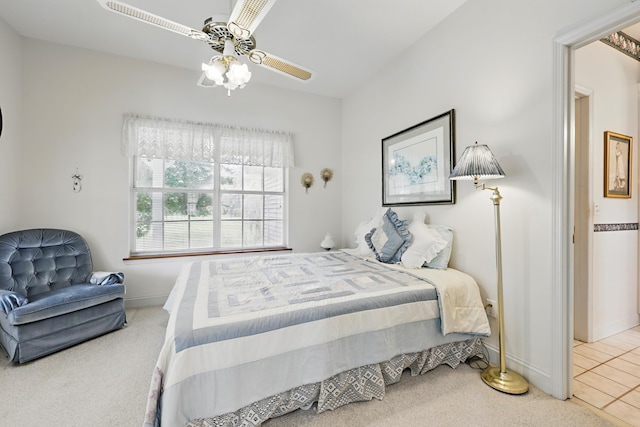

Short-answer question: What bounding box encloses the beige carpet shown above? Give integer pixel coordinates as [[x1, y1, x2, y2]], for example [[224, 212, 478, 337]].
[[0, 306, 618, 426], [0, 307, 168, 426]]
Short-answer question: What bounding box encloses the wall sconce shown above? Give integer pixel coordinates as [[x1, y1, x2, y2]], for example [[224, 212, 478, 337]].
[[72, 169, 83, 193], [301, 172, 314, 193], [320, 168, 333, 188]]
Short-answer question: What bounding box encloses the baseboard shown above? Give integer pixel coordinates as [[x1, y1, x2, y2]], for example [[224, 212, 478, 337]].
[[482, 341, 553, 395], [593, 316, 640, 342], [124, 295, 167, 308]]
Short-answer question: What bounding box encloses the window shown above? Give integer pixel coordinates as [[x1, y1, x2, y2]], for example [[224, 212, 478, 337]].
[[123, 115, 293, 256]]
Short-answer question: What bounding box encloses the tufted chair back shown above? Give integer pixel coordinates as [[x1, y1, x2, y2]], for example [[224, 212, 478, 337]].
[[0, 229, 93, 298]]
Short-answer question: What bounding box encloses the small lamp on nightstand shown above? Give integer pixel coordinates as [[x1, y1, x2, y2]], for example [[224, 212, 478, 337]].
[[320, 233, 335, 251], [449, 141, 528, 395]]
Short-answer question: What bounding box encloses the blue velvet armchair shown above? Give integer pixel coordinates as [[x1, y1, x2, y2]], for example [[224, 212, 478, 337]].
[[0, 229, 126, 363]]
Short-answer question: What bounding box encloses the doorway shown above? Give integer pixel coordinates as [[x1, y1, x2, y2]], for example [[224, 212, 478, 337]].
[[554, 2, 640, 401]]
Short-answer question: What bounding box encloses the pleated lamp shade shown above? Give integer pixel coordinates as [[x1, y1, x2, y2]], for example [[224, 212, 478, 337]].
[[449, 142, 506, 181]]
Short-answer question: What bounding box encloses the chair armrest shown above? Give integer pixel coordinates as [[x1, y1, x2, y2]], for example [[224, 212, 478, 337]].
[[89, 272, 125, 286], [0, 289, 28, 314]]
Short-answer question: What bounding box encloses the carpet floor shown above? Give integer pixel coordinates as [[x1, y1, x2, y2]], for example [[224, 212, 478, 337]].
[[0, 306, 621, 426]]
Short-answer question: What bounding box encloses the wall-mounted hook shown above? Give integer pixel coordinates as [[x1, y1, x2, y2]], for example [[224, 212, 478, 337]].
[[72, 169, 83, 193]]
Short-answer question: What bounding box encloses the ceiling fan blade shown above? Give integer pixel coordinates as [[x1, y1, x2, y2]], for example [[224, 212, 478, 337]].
[[248, 50, 312, 81], [97, 0, 210, 42], [227, 0, 277, 39]]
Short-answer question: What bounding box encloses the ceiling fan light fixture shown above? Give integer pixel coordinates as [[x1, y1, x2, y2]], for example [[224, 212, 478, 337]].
[[201, 39, 251, 94], [225, 62, 252, 88], [201, 54, 252, 95], [201, 58, 226, 85]]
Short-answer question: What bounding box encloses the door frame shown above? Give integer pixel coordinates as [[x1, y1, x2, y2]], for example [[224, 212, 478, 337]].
[[552, 1, 640, 399]]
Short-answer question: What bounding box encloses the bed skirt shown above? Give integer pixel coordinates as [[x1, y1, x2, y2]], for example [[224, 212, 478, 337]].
[[186, 337, 483, 427]]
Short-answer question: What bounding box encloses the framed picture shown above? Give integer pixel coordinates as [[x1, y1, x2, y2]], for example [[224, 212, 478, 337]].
[[382, 109, 455, 205], [604, 131, 632, 198]]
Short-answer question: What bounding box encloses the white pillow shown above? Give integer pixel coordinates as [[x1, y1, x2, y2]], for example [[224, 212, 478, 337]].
[[353, 207, 387, 257], [401, 212, 448, 268], [424, 224, 454, 270]]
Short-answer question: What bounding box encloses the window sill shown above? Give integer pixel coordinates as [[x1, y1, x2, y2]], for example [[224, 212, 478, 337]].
[[123, 247, 293, 262]]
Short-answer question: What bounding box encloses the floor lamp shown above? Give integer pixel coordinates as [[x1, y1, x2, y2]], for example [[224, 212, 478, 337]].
[[449, 142, 529, 395]]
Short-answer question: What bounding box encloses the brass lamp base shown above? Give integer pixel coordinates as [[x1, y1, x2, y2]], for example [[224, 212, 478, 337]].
[[481, 366, 529, 395]]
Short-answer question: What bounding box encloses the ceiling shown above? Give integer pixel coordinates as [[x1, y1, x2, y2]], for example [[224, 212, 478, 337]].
[[0, 0, 468, 98]]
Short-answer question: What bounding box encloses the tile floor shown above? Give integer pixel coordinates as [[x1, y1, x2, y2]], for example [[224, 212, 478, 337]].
[[573, 325, 640, 427]]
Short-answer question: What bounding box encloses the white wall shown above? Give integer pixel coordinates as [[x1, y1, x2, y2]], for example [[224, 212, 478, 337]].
[[576, 41, 640, 340], [0, 17, 23, 231], [14, 39, 342, 306], [340, 0, 629, 394]]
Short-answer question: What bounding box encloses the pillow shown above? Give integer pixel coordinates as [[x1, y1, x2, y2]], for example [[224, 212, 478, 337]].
[[353, 207, 387, 257], [0, 290, 28, 314], [365, 208, 413, 263], [401, 213, 448, 268], [424, 224, 454, 270], [89, 271, 125, 286]]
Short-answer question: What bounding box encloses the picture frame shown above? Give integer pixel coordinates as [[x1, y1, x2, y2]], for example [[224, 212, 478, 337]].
[[382, 109, 455, 206], [604, 131, 632, 198]]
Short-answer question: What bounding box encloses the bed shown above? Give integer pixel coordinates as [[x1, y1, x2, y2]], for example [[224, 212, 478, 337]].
[[142, 249, 490, 426]]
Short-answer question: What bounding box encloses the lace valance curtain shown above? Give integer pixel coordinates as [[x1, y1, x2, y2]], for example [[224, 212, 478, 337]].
[[121, 114, 295, 167]]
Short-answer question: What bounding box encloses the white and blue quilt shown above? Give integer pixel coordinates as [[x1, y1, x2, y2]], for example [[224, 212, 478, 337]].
[[144, 250, 490, 427]]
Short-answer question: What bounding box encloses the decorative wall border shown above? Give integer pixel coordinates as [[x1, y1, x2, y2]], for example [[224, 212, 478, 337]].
[[593, 223, 639, 232], [601, 31, 640, 62]]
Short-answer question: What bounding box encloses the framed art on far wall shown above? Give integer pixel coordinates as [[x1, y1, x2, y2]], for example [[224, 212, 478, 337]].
[[604, 131, 632, 198], [382, 109, 455, 206]]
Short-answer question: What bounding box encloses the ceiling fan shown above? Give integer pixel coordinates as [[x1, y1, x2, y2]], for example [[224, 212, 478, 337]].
[[96, 0, 312, 95]]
